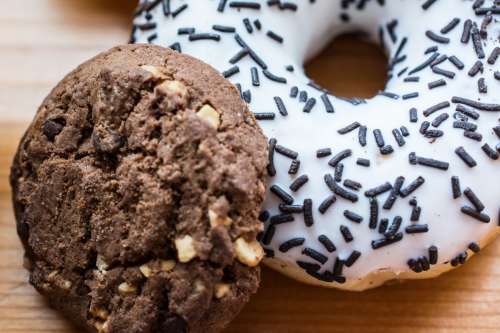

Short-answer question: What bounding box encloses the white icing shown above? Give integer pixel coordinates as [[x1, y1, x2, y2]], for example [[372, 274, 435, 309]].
[[133, 0, 500, 290]]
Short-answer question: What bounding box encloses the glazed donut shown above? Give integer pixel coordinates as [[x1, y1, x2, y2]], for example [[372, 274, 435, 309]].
[[132, 0, 500, 290]]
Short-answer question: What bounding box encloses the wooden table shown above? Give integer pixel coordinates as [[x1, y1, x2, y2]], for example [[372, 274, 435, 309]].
[[1, 1, 499, 332]]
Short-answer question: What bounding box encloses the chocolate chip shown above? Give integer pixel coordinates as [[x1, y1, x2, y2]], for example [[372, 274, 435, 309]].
[[92, 127, 125, 154], [42, 118, 65, 141], [160, 314, 187, 333]]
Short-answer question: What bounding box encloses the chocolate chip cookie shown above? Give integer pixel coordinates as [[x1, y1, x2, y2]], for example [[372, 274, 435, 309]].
[[10, 44, 268, 333]]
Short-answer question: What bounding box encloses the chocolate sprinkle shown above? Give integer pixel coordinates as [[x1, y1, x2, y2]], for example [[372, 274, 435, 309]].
[[428, 246, 438, 265], [302, 247, 328, 264], [365, 182, 393, 198], [290, 175, 309, 192], [358, 126, 368, 146], [464, 187, 485, 212], [405, 224, 429, 234], [318, 235, 336, 253], [279, 238, 305, 252], [481, 143, 499, 160], [378, 218, 389, 234], [383, 176, 405, 210], [279, 204, 303, 214], [461, 206, 490, 223], [356, 158, 371, 167], [318, 195, 336, 214], [270, 213, 294, 225], [267, 138, 277, 176], [455, 146, 477, 168], [275, 144, 298, 159], [317, 148, 332, 158], [303, 198, 314, 227], [372, 232, 403, 249], [400, 176, 425, 197], [288, 159, 300, 175], [409, 152, 449, 170], [369, 198, 379, 229], [328, 149, 352, 168], [344, 250, 361, 267], [338, 122, 361, 134], [270, 185, 294, 204], [340, 225, 354, 243], [423, 101, 450, 117], [468, 242, 480, 253], [343, 210, 363, 223], [410, 108, 418, 122], [451, 176, 462, 199]]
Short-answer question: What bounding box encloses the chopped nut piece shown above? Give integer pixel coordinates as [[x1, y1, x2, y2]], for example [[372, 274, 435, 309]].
[[62, 280, 72, 290], [118, 282, 137, 295], [214, 283, 231, 299], [103, 321, 110, 332], [194, 280, 206, 292], [94, 320, 110, 333], [160, 260, 176, 272], [96, 255, 109, 271], [94, 321, 103, 332], [139, 264, 153, 278], [197, 104, 221, 129], [157, 80, 188, 99], [140, 65, 167, 79], [208, 209, 233, 228], [175, 235, 197, 263], [102, 321, 110, 333], [47, 270, 58, 280], [234, 237, 264, 267], [91, 307, 109, 320]]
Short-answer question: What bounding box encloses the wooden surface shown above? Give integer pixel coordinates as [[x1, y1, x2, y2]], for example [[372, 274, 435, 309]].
[[1, 1, 500, 332]]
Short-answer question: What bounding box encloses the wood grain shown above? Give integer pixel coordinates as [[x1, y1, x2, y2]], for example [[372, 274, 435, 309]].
[[1, 1, 499, 332]]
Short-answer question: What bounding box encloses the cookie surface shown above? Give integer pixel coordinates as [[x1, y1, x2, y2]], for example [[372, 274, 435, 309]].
[[10, 44, 268, 333]]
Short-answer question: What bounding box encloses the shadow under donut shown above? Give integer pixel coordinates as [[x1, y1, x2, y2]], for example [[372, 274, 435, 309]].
[[231, 240, 500, 333]]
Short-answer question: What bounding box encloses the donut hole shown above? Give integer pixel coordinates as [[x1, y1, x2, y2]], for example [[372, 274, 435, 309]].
[[305, 33, 387, 99]]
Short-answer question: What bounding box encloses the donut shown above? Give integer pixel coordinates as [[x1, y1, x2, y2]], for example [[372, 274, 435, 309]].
[[132, 1, 500, 290], [10, 44, 268, 332]]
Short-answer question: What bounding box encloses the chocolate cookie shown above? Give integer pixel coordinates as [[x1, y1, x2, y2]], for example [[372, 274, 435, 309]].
[[10, 44, 268, 333]]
